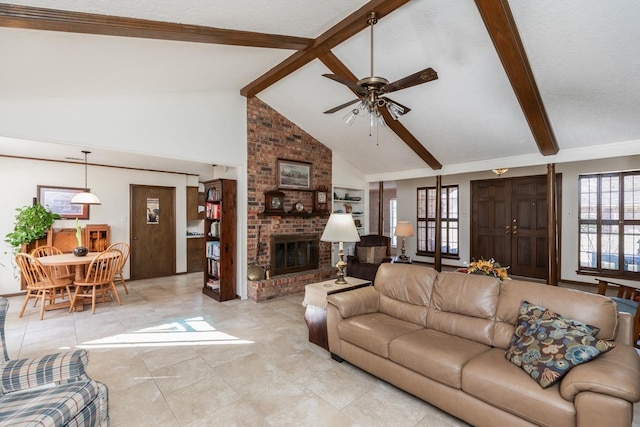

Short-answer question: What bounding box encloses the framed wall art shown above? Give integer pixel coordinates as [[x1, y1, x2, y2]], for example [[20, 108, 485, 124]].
[[277, 159, 312, 190], [37, 186, 90, 219]]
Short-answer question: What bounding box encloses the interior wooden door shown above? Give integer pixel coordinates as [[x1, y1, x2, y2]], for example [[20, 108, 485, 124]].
[[130, 185, 176, 280], [471, 175, 550, 279], [510, 178, 548, 278]]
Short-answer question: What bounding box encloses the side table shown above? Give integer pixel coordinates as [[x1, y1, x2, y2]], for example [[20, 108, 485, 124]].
[[302, 277, 371, 350]]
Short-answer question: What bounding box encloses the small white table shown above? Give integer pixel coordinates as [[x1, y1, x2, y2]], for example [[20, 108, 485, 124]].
[[303, 277, 371, 350]]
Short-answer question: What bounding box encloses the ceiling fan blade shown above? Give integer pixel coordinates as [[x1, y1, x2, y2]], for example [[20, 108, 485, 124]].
[[381, 67, 438, 94], [322, 74, 366, 96], [380, 97, 411, 117], [323, 98, 361, 114]]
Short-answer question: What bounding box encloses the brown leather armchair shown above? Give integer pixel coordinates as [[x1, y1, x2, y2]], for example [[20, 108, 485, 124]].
[[346, 235, 392, 283]]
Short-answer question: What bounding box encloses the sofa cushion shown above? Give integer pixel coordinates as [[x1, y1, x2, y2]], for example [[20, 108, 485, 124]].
[[337, 313, 423, 358], [389, 328, 490, 389], [426, 272, 500, 346], [0, 379, 100, 427], [493, 280, 618, 349], [505, 301, 615, 388], [356, 246, 387, 264], [462, 348, 576, 427], [375, 264, 437, 327]]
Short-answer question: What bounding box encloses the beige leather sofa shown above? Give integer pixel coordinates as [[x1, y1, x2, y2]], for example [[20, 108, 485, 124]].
[[326, 264, 640, 427]]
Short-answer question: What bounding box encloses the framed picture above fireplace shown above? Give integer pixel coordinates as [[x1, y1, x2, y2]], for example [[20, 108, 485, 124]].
[[278, 159, 311, 190]]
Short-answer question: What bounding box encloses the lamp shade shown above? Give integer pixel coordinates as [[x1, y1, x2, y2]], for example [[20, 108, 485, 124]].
[[394, 221, 414, 237], [321, 213, 361, 243], [70, 191, 101, 205]]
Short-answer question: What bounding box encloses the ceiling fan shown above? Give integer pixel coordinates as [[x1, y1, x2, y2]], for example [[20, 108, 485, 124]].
[[323, 12, 438, 128]]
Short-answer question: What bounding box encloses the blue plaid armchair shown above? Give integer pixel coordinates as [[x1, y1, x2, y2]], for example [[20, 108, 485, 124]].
[[0, 298, 108, 426]]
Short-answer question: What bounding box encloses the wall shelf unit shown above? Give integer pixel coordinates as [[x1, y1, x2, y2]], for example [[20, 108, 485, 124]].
[[332, 186, 365, 266], [202, 179, 237, 302]]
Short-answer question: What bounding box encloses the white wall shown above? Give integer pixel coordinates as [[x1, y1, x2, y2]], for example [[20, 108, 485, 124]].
[[394, 155, 640, 287], [0, 156, 195, 295], [0, 90, 247, 167]]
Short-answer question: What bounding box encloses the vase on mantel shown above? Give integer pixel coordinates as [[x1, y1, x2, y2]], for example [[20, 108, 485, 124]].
[[73, 246, 88, 257]]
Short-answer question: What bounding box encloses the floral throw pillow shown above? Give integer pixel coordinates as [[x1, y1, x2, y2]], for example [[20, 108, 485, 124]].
[[505, 300, 615, 388]]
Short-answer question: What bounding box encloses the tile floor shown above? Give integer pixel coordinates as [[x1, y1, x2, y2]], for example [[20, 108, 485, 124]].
[[2, 273, 639, 426]]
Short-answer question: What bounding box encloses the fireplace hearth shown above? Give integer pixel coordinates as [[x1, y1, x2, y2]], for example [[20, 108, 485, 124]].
[[270, 234, 319, 276]]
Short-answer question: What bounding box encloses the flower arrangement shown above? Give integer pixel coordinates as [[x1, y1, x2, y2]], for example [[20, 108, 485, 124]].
[[458, 258, 509, 281]]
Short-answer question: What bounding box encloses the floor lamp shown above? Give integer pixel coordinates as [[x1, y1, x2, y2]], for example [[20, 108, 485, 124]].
[[394, 221, 414, 261], [321, 213, 361, 285]]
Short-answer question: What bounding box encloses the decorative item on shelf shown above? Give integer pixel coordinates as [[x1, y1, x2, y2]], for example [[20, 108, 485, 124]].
[[70, 151, 101, 205], [72, 218, 88, 257], [265, 265, 272, 280], [394, 221, 414, 261], [264, 190, 285, 214], [247, 264, 264, 281], [247, 225, 265, 281], [492, 168, 509, 177], [294, 201, 305, 213], [457, 258, 509, 281], [343, 203, 353, 213], [320, 213, 361, 285], [354, 219, 362, 228], [313, 185, 329, 214], [349, 196, 362, 201]]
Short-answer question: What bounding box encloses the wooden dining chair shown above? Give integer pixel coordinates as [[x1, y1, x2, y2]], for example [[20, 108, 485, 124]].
[[597, 279, 640, 348], [31, 245, 76, 284], [14, 253, 73, 320], [106, 242, 130, 294], [70, 249, 123, 314]]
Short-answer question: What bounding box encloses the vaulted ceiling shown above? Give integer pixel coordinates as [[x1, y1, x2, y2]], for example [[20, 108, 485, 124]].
[[0, 1, 638, 180]]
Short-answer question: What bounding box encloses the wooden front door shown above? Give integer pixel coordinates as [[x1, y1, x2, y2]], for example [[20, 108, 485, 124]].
[[471, 175, 552, 279], [130, 185, 176, 280]]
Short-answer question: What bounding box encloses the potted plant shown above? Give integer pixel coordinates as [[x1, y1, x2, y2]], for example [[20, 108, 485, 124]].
[[5, 203, 60, 253], [73, 218, 88, 257]]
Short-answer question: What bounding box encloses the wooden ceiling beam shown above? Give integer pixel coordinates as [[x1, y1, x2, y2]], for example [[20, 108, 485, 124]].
[[319, 51, 442, 170], [0, 4, 312, 50], [240, 0, 412, 97], [474, 0, 559, 155]]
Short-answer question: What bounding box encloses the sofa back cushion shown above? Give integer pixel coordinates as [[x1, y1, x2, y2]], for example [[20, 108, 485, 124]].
[[493, 279, 619, 349], [374, 263, 437, 327], [427, 272, 500, 345]]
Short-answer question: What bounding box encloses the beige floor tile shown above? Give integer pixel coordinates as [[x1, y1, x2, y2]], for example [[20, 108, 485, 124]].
[[164, 375, 242, 425], [2, 272, 638, 426]]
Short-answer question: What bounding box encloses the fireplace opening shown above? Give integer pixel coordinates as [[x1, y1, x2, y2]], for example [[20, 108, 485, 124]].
[[271, 233, 319, 276]]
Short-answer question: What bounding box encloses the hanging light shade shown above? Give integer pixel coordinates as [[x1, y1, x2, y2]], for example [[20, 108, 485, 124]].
[[71, 151, 101, 205]]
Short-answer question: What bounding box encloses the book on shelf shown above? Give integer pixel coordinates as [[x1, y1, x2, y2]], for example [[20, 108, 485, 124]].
[[206, 241, 220, 259]]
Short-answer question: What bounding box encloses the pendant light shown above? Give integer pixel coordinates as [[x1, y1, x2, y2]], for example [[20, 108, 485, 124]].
[[71, 151, 101, 205]]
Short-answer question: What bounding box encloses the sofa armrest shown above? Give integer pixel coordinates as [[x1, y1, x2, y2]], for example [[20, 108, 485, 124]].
[[327, 286, 379, 319], [1, 349, 89, 394], [560, 344, 640, 403]]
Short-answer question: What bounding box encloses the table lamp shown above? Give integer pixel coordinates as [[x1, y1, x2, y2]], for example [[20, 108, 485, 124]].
[[321, 213, 361, 284], [394, 221, 414, 261]]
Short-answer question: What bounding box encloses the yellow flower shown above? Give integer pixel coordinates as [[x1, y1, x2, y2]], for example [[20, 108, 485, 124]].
[[465, 258, 509, 281]]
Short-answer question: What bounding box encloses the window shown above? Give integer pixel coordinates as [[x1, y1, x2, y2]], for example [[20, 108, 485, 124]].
[[417, 185, 459, 257], [578, 171, 640, 277], [390, 198, 397, 247]]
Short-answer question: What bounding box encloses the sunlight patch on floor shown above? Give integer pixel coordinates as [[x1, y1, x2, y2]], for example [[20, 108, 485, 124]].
[[77, 317, 254, 349]]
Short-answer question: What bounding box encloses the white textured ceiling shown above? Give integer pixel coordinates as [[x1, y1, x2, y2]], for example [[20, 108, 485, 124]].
[[0, 0, 639, 180]]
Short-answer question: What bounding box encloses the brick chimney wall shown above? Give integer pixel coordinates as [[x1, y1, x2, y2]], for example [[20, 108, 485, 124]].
[[246, 97, 333, 300]]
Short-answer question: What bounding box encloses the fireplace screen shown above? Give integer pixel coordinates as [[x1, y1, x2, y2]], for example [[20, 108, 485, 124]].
[[270, 234, 319, 276]]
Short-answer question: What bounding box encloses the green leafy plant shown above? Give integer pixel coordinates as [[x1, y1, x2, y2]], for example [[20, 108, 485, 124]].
[[5, 203, 60, 251]]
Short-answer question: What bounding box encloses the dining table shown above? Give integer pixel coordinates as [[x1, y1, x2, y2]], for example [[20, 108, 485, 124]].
[[37, 252, 100, 282], [37, 252, 102, 312]]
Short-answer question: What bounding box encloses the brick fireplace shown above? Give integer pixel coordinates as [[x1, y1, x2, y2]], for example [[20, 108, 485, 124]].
[[246, 97, 334, 302]]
